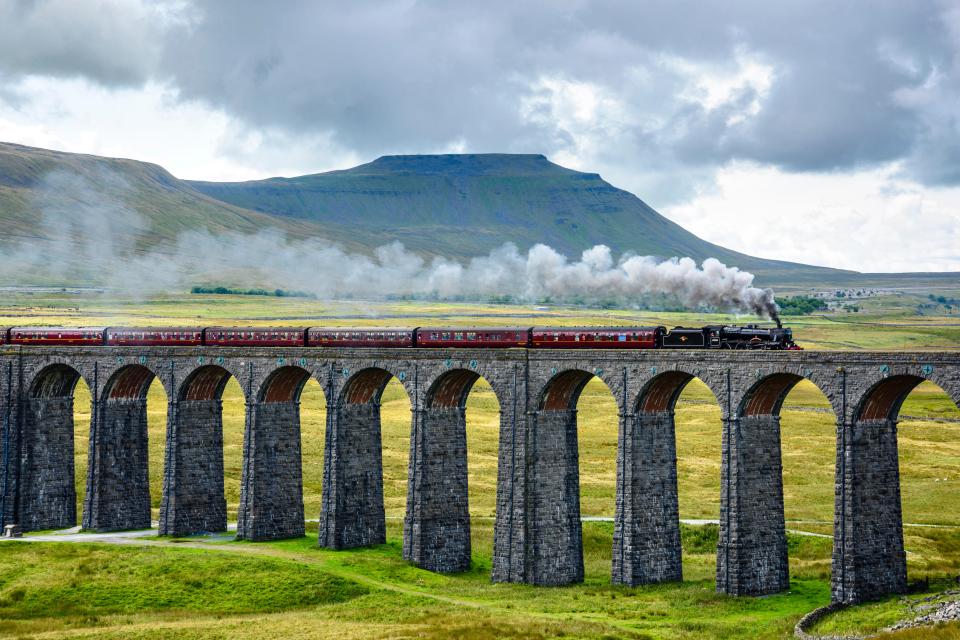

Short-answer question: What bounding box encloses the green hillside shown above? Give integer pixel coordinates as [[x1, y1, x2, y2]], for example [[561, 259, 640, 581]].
[[189, 153, 850, 284], [0, 142, 378, 255], [2, 142, 956, 290]]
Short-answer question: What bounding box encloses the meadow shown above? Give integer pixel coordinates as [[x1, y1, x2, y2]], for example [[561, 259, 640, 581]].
[[1, 289, 959, 638]]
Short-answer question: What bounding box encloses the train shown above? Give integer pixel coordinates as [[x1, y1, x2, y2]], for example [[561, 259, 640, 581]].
[[0, 324, 800, 350]]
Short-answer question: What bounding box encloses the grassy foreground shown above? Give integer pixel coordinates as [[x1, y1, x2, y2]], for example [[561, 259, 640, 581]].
[[3, 522, 960, 639]]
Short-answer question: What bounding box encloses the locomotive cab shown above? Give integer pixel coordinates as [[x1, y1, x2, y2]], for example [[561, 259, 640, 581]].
[[661, 326, 709, 348]]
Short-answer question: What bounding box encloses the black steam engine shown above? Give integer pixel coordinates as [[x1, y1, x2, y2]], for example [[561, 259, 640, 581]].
[[660, 324, 799, 350]]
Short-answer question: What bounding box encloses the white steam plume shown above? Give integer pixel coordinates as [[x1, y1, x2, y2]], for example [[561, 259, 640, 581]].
[[0, 169, 779, 320]]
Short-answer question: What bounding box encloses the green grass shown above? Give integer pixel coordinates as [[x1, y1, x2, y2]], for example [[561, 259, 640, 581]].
[[0, 543, 366, 621], [0, 522, 829, 639], [5, 523, 958, 639]]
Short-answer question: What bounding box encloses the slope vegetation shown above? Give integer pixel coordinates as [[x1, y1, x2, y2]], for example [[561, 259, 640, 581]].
[[190, 153, 848, 283]]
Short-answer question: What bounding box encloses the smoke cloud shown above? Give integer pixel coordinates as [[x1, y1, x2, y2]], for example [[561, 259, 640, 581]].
[[0, 169, 779, 320]]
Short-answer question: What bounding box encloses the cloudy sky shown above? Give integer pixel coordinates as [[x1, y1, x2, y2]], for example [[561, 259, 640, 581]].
[[1, 0, 959, 272]]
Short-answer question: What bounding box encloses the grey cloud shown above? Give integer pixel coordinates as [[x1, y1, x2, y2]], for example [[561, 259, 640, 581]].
[[2, 0, 958, 189], [0, 0, 183, 86]]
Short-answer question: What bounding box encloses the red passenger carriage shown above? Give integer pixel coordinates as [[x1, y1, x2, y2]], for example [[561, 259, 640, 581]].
[[531, 326, 662, 349], [415, 327, 530, 348], [8, 326, 106, 345], [307, 327, 415, 348], [105, 327, 203, 346], [204, 327, 307, 347]]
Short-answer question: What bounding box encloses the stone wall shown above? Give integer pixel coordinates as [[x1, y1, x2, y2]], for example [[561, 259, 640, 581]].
[[525, 409, 584, 586], [83, 398, 151, 531], [237, 401, 304, 541], [613, 410, 682, 585], [404, 406, 471, 572], [18, 397, 76, 530], [318, 402, 385, 548], [717, 415, 789, 596], [492, 387, 529, 584], [159, 399, 226, 536], [832, 418, 907, 604]]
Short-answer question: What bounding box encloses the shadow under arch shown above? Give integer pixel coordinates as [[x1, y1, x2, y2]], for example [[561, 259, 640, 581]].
[[856, 374, 930, 423], [84, 364, 165, 532], [834, 375, 960, 604], [157, 365, 245, 537], [402, 368, 499, 574], [237, 365, 313, 541], [319, 366, 411, 552], [15, 363, 86, 531]]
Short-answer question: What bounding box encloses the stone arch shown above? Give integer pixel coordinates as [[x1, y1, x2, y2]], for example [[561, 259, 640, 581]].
[[320, 366, 413, 551], [238, 365, 314, 541], [630, 367, 725, 418], [85, 363, 167, 532], [739, 372, 804, 417], [159, 364, 245, 537], [425, 368, 481, 408], [538, 368, 596, 412], [834, 372, 960, 604], [17, 363, 88, 531], [178, 365, 239, 402], [100, 363, 166, 401], [855, 374, 927, 423], [339, 367, 395, 405], [30, 363, 84, 399], [404, 368, 501, 573], [258, 365, 312, 403], [635, 370, 697, 413], [518, 368, 619, 586], [615, 369, 720, 588], [723, 371, 837, 597]]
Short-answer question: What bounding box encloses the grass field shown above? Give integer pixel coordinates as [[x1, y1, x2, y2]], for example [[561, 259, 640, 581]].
[[1, 290, 959, 638]]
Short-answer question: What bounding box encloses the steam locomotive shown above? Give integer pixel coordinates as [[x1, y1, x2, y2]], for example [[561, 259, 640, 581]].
[[1, 324, 800, 350]]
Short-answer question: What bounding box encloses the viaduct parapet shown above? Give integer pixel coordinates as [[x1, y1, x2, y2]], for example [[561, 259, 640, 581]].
[[1, 346, 957, 605]]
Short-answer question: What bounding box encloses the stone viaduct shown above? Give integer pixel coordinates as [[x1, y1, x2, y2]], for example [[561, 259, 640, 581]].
[[0, 345, 957, 605]]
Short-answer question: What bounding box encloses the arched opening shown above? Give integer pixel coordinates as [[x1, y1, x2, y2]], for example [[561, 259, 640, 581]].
[[574, 377, 619, 582], [19, 364, 84, 531], [299, 377, 326, 537], [404, 368, 499, 573], [85, 364, 165, 532], [73, 377, 91, 526], [897, 381, 960, 585], [626, 371, 720, 587], [463, 377, 501, 560], [836, 376, 960, 603], [220, 377, 246, 525], [237, 366, 312, 541], [778, 378, 836, 584], [319, 367, 410, 551]]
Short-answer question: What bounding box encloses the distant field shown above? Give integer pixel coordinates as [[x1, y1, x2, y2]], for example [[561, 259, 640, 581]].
[[2, 288, 959, 350], [2, 290, 959, 639]]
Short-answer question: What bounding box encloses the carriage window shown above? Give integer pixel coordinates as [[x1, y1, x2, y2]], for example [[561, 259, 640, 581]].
[[442, 332, 450, 340], [454, 332, 463, 340], [466, 332, 476, 340]]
